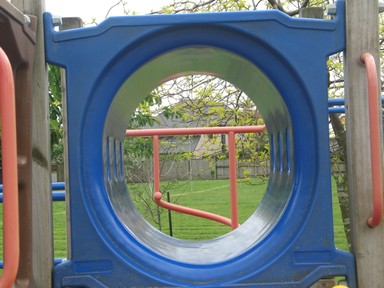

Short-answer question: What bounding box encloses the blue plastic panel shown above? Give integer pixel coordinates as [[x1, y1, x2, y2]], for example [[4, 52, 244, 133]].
[[44, 1, 356, 287]]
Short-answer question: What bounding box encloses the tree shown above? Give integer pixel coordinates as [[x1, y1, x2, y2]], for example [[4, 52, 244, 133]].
[[48, 64, 64, 164], [150, 75, 268, 166]]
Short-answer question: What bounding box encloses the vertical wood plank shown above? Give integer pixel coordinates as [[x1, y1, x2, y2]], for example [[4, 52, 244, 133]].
[[344, 1, 384, 287], [10, 0, 53, 287], [28, 0, 53, 284]]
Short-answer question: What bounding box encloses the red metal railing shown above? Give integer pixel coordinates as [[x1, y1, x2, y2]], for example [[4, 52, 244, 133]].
[[0, 48, 19, 287], [126, 125, 266, 230], [360, 53, 383, 228]]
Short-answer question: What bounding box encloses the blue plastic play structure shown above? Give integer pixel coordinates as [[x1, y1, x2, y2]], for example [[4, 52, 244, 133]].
[[44, 0, 356, 286]]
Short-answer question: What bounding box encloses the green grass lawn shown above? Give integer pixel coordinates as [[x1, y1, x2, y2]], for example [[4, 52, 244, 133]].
[[0, 178, 350, 262], [53, 202, 67, 259], [129, 178, 267, 240], [128, 178, 349, 248]]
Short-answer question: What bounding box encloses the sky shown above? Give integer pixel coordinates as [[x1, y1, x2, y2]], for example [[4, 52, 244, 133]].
[[45, 0, 174, 23]]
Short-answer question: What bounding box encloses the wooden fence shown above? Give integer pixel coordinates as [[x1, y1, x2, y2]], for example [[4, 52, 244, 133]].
[[125, 158, 270, 182]]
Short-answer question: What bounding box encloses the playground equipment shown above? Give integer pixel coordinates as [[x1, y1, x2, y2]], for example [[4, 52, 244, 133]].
[[360, 53, 383, 228], [43, 0, 357, 286], [0, 1, 39, 285], [0, 46, 19, 288], [0, 0, 382, 286]]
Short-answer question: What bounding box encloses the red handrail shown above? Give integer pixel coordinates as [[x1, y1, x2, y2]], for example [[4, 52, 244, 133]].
[[152, 135, 233, 227], [228, 131, 239, 229], [360, 53, 383, 228], [126, 125, 266, 229], [153, 192, 232, 227], [0, 48, 19, 286]]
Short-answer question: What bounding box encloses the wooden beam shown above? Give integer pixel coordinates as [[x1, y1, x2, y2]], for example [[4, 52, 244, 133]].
[[10, 0, 53, 287], [344, 1, 384, 287]]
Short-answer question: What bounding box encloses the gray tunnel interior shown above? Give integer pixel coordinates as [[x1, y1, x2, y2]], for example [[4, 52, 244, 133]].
[[103, 47, 294, 264]]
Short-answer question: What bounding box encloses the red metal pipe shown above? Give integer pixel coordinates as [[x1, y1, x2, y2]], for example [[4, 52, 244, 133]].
[[153, 192, 232, 227], [131, 126, 267, 229], [228, 131, 239, 229], [153, 135, 160, 194], [0, 48, 19, 287], [126, 125, 265, 137], [361, 53, 383, 228], [151, 134, 234, 227]]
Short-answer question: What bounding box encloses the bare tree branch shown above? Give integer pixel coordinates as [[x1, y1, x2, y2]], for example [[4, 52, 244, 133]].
[[105, 0, 125, 19], [267, 0, 310, 16], [251, 0, 265, 10]]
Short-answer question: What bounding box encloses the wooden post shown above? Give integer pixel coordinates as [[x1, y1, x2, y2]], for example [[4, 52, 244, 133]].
[[10, 0, 53, 287], [344, 1, 384, 287]]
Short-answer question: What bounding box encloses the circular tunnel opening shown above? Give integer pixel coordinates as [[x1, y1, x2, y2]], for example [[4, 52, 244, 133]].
[[125, 74, 270, 240], [104, 47, 294, 264]]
